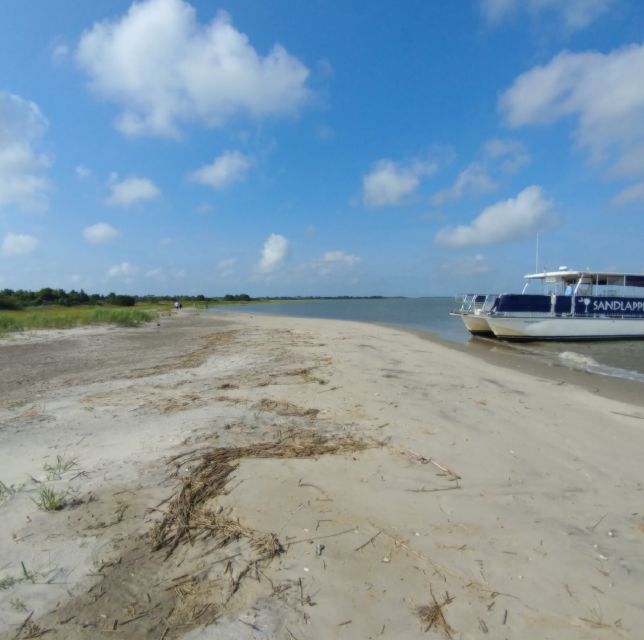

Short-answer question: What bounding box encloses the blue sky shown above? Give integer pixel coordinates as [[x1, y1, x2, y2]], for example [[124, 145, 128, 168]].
[[1, 0, 644, 296]]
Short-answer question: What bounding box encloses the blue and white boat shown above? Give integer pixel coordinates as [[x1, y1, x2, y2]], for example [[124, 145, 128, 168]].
[[451, 293, 498, 336], [481, 269, 644, 341]]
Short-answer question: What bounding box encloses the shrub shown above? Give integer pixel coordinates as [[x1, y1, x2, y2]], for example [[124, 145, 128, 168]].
[[0, 296, 20, 311], [109, 295, 136, 307]]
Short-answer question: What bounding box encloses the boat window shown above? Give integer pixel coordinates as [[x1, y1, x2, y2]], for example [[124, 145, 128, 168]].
[[625, 275, 644, 288]]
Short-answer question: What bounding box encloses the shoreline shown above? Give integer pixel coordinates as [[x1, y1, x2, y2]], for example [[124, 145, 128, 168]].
[[1, 310, 643, 639], [404, 325, 644, 409], [220, 308, 644, 408]]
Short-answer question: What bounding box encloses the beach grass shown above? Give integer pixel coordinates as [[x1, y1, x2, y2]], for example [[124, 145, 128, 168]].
[[0, 303, 167, 336], [33, 486, 67, 511]]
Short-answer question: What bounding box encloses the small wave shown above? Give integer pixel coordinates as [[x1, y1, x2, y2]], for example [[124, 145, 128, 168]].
[[558, 350, 644, 383], [558, 351, 600, 368]]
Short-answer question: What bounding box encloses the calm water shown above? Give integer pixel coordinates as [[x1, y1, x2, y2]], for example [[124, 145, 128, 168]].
[[212, 298, 644, 383]]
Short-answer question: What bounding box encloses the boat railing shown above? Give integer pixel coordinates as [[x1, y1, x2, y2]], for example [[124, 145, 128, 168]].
[[452, 293, 497, 315]]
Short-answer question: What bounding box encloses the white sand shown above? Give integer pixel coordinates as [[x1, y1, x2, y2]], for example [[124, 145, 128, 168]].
[[0, 310, 642, 639]]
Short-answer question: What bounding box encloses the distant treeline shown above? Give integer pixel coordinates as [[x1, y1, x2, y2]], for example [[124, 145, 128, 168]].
[[0, 288, 392, 310]]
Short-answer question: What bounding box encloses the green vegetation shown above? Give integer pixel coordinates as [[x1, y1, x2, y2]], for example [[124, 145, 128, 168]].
[[0, 480, 22, 502], [44, 455, 78, 481], [33, 486, 68, 511], [0, 305, 159, 336], [10, 597, 27, 611], [0, 576, 16, 590], [0, 287, 395, 337]]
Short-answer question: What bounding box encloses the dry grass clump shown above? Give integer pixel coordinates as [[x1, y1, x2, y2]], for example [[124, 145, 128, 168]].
[[417, 587, 455, 637], [255, 398, 319, 418], [151, 430, 369, 557]]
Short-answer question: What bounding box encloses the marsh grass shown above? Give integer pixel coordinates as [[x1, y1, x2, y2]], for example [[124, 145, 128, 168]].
[[0, 303, 165, 336], [9, 597, 27, 612], [0, 480, 21, 502], [43, 455, 78, 481], [33, 486, 67, 511], [0, 576, 16, 590]]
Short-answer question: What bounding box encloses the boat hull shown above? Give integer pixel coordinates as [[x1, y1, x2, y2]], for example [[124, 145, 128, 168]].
[[486, 316, 644, 341], [461, 314, 494, 336]]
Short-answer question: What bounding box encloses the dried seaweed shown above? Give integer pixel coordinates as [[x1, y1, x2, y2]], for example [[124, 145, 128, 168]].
[[151, 430, 370, 558], [417, 587, 455, 637]]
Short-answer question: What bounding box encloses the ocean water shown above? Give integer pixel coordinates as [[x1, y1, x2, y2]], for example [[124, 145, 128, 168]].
[[212, 298, 644, 383]]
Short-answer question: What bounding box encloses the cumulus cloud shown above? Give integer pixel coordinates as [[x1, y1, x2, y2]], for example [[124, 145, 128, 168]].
[[258, 233, 288, 273], [322, 251, 360, 267], [481, 0, 615, 30], [612, 182, 644, 207], [76, 0, 310, 137], [0, 93, 50, 212], [500, 44, 644, 179], [2, 233, 39, 257], [106, 176, 160, 206], [83, 222, 119, 244], [431, 163, 497, 206], [362, 159, 436, 207], [107, 261, 137, 278], [435, 185, 557, 248], [189, 150, 252, 190]]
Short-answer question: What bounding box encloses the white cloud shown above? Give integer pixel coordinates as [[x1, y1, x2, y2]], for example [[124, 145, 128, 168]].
[[500, 44, 644, 179], [106, 176, 160, 206], [216, 258, 237, 271], [107, 261, 137, 277], [146, 267, 163, 278], [189, 150, 252, 190], [258, 233, 288, 273], [52, 44, 70, 63], [76, 164, 91, 178], [362, 159, 436, 207], [435, 185, 557, 248], [83, 222, 119, 244], [322, 251, 360, 267], [2, 233, 39, 257], [0, 93, 50, 212], [76, 0, 310, 138], [481, 0, 615, 30], [612, 182, 644, 207], [431, 163, 497, 206], [484, 138, 530, 173]]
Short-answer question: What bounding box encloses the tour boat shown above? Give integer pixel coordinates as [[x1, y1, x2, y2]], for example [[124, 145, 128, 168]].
[[451, 293, 498, 337], [472, 269, 644, 341]]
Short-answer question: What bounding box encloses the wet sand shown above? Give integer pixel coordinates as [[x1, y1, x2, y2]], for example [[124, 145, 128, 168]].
[[1, 310, 643, 639]]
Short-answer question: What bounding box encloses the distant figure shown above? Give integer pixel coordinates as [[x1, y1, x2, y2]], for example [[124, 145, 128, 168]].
[[174, 301, 181, 310], [565, 283, 573, 296]]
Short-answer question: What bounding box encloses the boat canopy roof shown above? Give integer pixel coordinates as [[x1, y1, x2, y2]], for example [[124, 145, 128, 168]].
[[524, 270, 644, 287]]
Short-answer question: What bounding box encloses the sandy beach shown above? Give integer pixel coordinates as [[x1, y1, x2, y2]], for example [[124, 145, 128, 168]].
[[1, 309, 643, 639]]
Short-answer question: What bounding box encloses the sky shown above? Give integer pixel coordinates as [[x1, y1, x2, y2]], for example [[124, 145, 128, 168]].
[[1, 0, 644, 296]]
